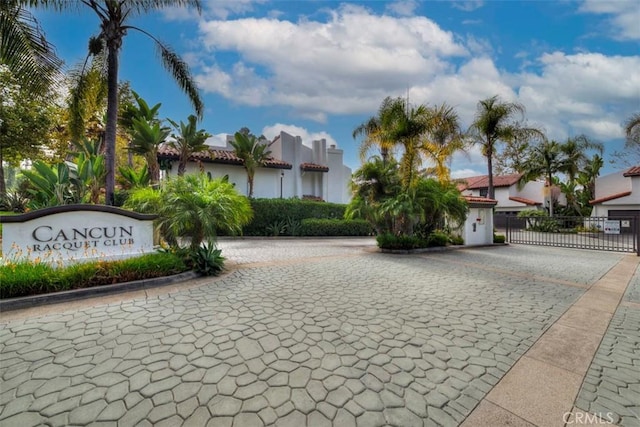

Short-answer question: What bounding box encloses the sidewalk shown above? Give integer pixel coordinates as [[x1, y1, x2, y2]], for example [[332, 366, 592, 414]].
[[462, 255, 640, 427]]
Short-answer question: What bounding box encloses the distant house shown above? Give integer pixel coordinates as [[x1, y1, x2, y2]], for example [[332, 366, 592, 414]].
[[590, 166, 640, 230], [157, 131, 352, 204], [457, 173, 550, 226]]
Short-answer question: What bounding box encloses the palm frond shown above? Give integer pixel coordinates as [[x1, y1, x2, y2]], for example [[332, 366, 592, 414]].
[[0, 1, 62, 94]]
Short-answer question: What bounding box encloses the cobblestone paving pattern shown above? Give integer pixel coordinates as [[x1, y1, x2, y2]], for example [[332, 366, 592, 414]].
[[0, 243, 623, 426], [430, 245, 624, 286], [576, 262, 640, 427]]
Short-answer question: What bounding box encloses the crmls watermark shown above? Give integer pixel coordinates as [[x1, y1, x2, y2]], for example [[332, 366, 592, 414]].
[[563, 411, 615, 424]]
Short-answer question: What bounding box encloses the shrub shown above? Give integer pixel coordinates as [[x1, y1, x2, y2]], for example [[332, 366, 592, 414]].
[[449, 234, 464, 245], [426, 230, 449, 247], [0, 252, 188, 299], [376, 230, 453, 250], [242, 198, 346, 235], [299, 219, 373, 236], [376, 233, 426, 250], [494, 234, 506, 243]]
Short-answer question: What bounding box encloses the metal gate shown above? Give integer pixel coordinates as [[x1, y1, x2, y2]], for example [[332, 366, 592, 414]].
[[506, 216, 639, 255]]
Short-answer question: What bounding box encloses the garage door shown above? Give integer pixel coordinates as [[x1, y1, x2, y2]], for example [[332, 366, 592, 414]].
[[608, 210, 640, 234]]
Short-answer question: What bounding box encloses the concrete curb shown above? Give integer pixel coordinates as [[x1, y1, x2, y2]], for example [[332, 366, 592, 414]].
[[379, 243, 508, 254], [0, 270, 200, 312]]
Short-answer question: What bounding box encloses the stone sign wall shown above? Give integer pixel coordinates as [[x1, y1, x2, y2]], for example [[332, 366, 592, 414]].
[[1, 205, 156, 265]]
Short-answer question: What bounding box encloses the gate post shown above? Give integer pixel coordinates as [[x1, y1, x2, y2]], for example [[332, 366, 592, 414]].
[[636, 216, 640, 256]]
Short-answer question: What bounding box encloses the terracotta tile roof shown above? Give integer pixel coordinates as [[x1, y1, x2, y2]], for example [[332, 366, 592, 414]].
[[589, 191, 632, 205], [464, 195, 498, 206], [457, 173, 522, 190], [623, 166, 640, 177], [509, 196, 542, 206], [300, 163, 329, 172], [455, 175, 485, 190], [157, 146, 292, 170]]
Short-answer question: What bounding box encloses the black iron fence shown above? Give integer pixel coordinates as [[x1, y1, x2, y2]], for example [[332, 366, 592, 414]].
[[505, 216, 639, 255]]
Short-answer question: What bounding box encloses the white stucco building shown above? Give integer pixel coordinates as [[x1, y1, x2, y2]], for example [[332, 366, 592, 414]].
[[157, 131, 352, 204], [457, 174, 552, 227], [590, 166, 640, 221]]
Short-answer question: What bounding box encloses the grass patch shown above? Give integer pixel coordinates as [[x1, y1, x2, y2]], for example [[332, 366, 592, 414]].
[[1, 252, 189, 299]]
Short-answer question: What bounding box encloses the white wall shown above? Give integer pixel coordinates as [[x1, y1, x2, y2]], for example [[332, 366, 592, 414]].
[[592, 203, 640, 217], [463, 207, 494, 245], [326, 145, 352, 204], [594, 171, 631, 199]]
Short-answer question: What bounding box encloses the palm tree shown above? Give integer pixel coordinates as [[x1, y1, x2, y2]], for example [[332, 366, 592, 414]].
[[353, 96, 407, 164], [519, 139, 564, 217], [576, 154, 603, 214], [612, 113, 640, 167], [346, 156, 401, 234], [624, 113, 640, 147], [230, 131, 272, 198], [28, 0, 204, 206], [168, 115, 211, 176], [66, 58, 109, 144], [559, 135, 603, 184], [0, 1, 62, 94], [469, 95, 541, 199], [420, 103, 466, 183], [129, 117, 170, 186], [125, 174, 252, 250]]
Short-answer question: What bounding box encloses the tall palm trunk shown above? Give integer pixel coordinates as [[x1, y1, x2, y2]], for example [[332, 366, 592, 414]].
[[547, 171, 554, 217], [486, 142, 494, 199], [248, 174, 254, 198], [0, 143, 5, 197], [104, 36, 121, 206], [178, 159, 187, 176]]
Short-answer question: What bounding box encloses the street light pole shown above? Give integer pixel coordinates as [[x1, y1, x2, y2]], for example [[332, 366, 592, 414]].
[[280, 171, 284, 199]]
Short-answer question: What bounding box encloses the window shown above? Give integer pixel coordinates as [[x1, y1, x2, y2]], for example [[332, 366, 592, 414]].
[[479, 188, 488, 197]]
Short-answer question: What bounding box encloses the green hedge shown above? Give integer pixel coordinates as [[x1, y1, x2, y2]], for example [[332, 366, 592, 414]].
[[299, 219, 373, 236], [376, 231, 452, 250], [1, 252, 188, 299], [241, 198, 347, 236]]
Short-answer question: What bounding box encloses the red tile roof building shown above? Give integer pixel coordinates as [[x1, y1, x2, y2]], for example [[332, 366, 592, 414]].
[[157, 131, 352, 203]]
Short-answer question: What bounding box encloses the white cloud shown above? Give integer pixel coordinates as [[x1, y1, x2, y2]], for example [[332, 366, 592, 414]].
[[195, 5, 467, 119], [161, 0, 265, 22], [205, 133, 230, 147], [386, 0, 419, 16], [515, 52, 640, 140], [262, 123, 338, 148], [451, 168, 483, 179], [451, 1, 485, 12], [579, 0, 640, 40], [451, 145, 486, 178], [192, 4, 638, 155]]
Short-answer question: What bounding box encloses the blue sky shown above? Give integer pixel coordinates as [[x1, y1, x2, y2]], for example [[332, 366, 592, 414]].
[[34, 0, 639, 177]]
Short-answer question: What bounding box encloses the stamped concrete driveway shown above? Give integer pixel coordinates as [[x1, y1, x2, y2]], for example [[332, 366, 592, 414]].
[[0, 239, 631, 426]]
